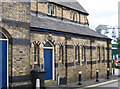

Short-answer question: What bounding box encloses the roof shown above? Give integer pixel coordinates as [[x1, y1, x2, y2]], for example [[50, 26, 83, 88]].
[[30, 15, 110, 39], [95, 25, 108, 31], [37, 0, 88, 15]]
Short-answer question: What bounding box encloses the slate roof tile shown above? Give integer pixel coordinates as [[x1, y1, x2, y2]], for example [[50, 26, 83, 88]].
[[31, 15, 110, 39]]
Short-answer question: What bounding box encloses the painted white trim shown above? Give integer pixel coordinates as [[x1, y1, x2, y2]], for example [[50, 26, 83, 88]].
[[43, 46, 55, 80], [0, 39, 8, 41], [0, 31, 8, 39], [53, 47, 55, 80], [7, 40, 9, 87], [43, 47, 53, 49]]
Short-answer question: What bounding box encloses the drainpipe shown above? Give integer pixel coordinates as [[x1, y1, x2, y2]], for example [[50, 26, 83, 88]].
[[65, 36, 67, 83], [90, 38, 92, 79]]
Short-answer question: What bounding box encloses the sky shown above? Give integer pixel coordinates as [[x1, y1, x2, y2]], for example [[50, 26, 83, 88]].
[[77, 0, 119, 30]]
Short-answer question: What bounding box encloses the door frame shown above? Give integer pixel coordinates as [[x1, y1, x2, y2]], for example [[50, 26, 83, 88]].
[[0, 31, 9, 87], [43, 46, 55, 80]]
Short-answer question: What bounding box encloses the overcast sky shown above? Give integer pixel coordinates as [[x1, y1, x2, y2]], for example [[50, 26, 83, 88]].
[[77, 0, 119, 30]]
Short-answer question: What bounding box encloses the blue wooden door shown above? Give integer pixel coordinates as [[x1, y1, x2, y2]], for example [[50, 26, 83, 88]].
[[0, 41, 7, 88], [44, 49, 53, 80]]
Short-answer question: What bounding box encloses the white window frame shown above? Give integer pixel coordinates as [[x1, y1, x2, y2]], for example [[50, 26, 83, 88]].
[[51, 5, 56, 16]]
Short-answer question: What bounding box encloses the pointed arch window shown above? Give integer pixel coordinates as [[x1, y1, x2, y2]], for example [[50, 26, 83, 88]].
[[70, 11, 73, 20], [70, 11, 77, 21], [59, 45, 64, 64], [34, 44, 40, 64], [75, 45, 80, 62], [73, 12, 77, 21], [97, 47, 101, 61], [81, 46, 86, 62], [102, 47, 105, 60]]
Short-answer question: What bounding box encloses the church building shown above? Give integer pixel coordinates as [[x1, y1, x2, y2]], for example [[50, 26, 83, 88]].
[[0, 0, 112, 87]]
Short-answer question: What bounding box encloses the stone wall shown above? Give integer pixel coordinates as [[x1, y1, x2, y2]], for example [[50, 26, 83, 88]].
[[1, 2, 31, 85], [31, 2, 89, 26], [0, 1, 112, 86], [30, 31, 112, 83]]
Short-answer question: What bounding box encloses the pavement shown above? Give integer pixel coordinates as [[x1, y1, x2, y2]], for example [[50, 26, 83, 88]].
[[44, 68, 120, 89], [85, 79, 119, 89], [45, 75, 119, 89], [14, 68, 120, 89]]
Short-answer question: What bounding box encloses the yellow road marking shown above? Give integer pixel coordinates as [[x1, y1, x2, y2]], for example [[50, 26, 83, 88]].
[[85, 79, 118, 88]]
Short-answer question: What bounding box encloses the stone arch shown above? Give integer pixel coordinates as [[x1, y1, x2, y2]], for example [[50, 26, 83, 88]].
[[0, 27, 12, 44], [0, 27, 12, 87], [43, 40, 55, 47]]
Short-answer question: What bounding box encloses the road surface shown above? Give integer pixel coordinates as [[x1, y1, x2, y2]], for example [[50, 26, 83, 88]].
[[85, 79, 120, 89]]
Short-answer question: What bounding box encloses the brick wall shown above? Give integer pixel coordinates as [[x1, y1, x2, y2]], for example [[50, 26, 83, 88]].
[[2, 2, 31, 84], [31, 2, 89, 25], [30, 31, 112, 83]]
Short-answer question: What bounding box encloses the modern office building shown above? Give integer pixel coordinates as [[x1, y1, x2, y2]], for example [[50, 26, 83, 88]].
[[96, 25, 119, 60]]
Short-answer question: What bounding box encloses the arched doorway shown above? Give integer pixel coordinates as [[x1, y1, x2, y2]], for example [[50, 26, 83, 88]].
[[0, 31, 8, 88], [43, 42, 54, 80]]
